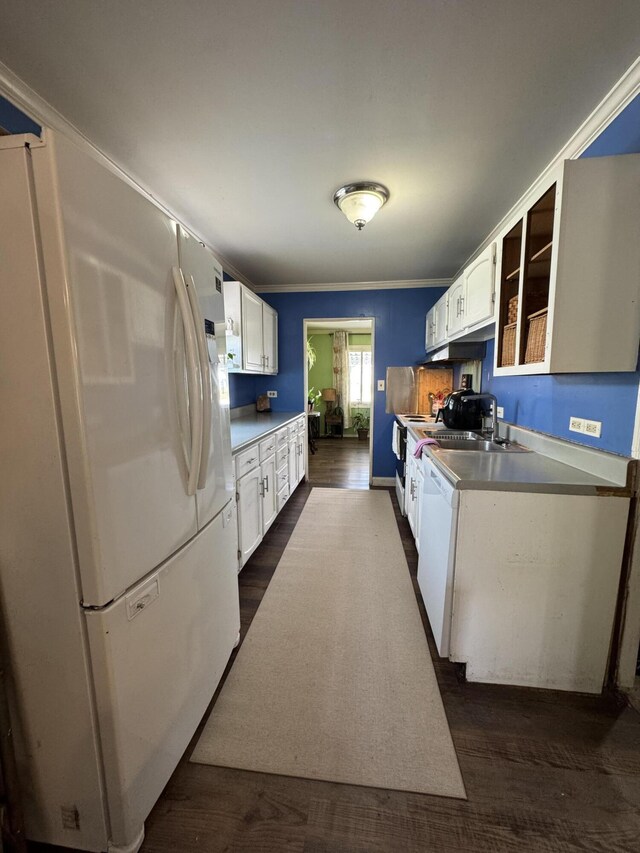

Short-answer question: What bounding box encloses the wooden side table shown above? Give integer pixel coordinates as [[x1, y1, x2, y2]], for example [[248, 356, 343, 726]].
[[324, 408, 344, 438]]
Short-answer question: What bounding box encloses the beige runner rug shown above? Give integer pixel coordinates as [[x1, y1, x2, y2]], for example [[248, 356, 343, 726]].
[[191, 487, 466, 799]]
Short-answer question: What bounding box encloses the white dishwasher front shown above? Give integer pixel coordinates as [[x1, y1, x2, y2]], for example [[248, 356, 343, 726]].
[[417, 456, 459, 657]]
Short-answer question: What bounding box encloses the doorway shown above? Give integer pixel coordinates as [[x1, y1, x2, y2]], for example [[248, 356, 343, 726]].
[[304, 318, 374, 488]]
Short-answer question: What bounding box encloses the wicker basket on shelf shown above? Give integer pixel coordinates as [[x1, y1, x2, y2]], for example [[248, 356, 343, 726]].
[[524, 308, 548, 363], [507, 295, 519, 324], [501, 322, 517, 366]]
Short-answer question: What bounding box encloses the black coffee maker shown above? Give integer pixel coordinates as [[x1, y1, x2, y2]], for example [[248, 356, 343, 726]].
[[436, 388, 483, 430]]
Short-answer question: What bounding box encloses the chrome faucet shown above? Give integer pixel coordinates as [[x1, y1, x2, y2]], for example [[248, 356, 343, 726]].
[[462, 393, 501, 443]]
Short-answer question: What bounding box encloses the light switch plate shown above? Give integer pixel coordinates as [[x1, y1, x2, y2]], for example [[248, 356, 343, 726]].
[[377, 380, 385, 391], [267, 390, 277, 398], [496, 406, 504, 418]]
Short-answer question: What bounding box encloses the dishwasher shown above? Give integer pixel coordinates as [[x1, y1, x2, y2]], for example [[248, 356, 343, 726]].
[[417, 455, 459, 657]]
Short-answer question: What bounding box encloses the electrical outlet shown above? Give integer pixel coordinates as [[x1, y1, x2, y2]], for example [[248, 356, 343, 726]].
[[496, 406, 504, 418], [569, 417, 585, 433], [377, 380, 385, 391], [267, 390, 277, 398], [583, 419, 602, 438]]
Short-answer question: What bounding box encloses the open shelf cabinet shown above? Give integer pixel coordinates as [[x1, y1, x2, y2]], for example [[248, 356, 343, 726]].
[[493, 154, 640, 375]]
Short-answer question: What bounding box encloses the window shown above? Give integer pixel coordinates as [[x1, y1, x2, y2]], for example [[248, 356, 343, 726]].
[[348, 347, 372, 405]]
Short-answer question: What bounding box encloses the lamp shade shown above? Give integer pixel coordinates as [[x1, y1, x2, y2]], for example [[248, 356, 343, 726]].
[[322, 388, 337, 401], [333, 182, 389, 230]]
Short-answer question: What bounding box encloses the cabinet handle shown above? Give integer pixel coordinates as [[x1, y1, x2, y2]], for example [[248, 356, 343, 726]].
[[264, 475, 269, 493], [460, 295, 465, 315], [259, 479, 265, 497]]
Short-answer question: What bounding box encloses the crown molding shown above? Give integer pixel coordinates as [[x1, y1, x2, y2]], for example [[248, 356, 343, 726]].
[[254, 278, 450, 294], [0, 60, 253, 289], [452, 55, 640, 279]]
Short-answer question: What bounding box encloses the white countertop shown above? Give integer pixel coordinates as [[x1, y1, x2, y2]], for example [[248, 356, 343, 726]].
[[230, 411, 304, 453]]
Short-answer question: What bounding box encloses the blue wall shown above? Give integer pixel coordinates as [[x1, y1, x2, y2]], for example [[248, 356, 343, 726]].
[[482, 92, 640, 456], [0, 95, 40, 135], [229, 373, 258, 408], [235, 288, 445, 478]]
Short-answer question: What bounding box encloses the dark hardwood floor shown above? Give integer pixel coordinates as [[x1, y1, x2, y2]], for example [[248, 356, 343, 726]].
[[30, 478, 640, 853], [308, 437, 370, 488]]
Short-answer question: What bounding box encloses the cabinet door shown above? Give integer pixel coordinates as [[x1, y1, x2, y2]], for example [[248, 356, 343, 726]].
[[260, 454, 277, 533], [447, 276, 465, 337], [414, 463, 424, 553], [463, 243, 496, 328], [434, 294, 448, 345], [406, 456, 417, 538], [237, 467, 263, 566], [296, 432, 306, 484], [241, 287, 265, 372], [262, 304, 278, 374], [425, 307, 436, 350], [288, 437, 297, 493]]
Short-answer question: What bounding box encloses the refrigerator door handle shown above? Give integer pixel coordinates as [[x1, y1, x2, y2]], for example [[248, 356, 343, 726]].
[[184, 271, 212, 491], [172, 266, 203, 496]]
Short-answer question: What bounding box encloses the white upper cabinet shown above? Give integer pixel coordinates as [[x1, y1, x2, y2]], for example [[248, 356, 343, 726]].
[[494, 154, 640, 375], [446, 275, 465, 338], [262, 303, 278, 374], [241, 287, 265, 371], [223, 280, 278, 374], [426, 292, 450, 350], [462, 243, 496, 328], [434, 294, 448, 346], [434, 244, 495, 350], [425, 305, 436, 350]]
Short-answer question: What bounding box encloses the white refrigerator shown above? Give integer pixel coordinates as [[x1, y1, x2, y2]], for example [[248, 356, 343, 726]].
[[0, 130, 240, 852]]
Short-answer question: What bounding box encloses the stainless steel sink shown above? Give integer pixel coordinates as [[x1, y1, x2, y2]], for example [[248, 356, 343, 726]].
[[416, 429, 479, 440], [415, 428, 529, 452], [434, 439, 509, 452]]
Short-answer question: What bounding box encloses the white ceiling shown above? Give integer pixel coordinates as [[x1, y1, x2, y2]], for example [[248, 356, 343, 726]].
[[0, 1, 639, 288]]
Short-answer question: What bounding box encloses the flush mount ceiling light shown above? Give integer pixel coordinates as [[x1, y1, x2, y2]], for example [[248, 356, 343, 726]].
[[333, 182, 390, 231]]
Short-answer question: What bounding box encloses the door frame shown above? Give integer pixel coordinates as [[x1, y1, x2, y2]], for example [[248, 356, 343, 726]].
[[303, 318, 375, 486]]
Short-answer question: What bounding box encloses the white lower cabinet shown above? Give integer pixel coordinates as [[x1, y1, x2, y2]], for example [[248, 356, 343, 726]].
[[406, 457, 423, 550], [235, 416, 306, 569], [260, 453, 277, 534], [236, 466, 263, 566], [405, 435, 422, 547], [288, 436, 297, 489]]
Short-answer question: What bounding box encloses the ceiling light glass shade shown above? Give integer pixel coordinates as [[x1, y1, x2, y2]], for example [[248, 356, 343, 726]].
[[333, 182, 390, 230]]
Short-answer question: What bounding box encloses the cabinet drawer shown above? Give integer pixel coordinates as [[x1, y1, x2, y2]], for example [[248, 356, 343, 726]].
[[296, 416, 306, 433], [276, 427, 289, 450], [259, 434, 276, 461], [276, 444, 289, 470], [288, 421, 299, 439], [235, 445, 260, 479], [276, 464, 288, 492], [277, 483, 289, 513]]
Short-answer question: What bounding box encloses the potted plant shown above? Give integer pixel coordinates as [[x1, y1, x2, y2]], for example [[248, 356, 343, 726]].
[[351, 411, 370, 441], [307, 386, 321, 411]]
